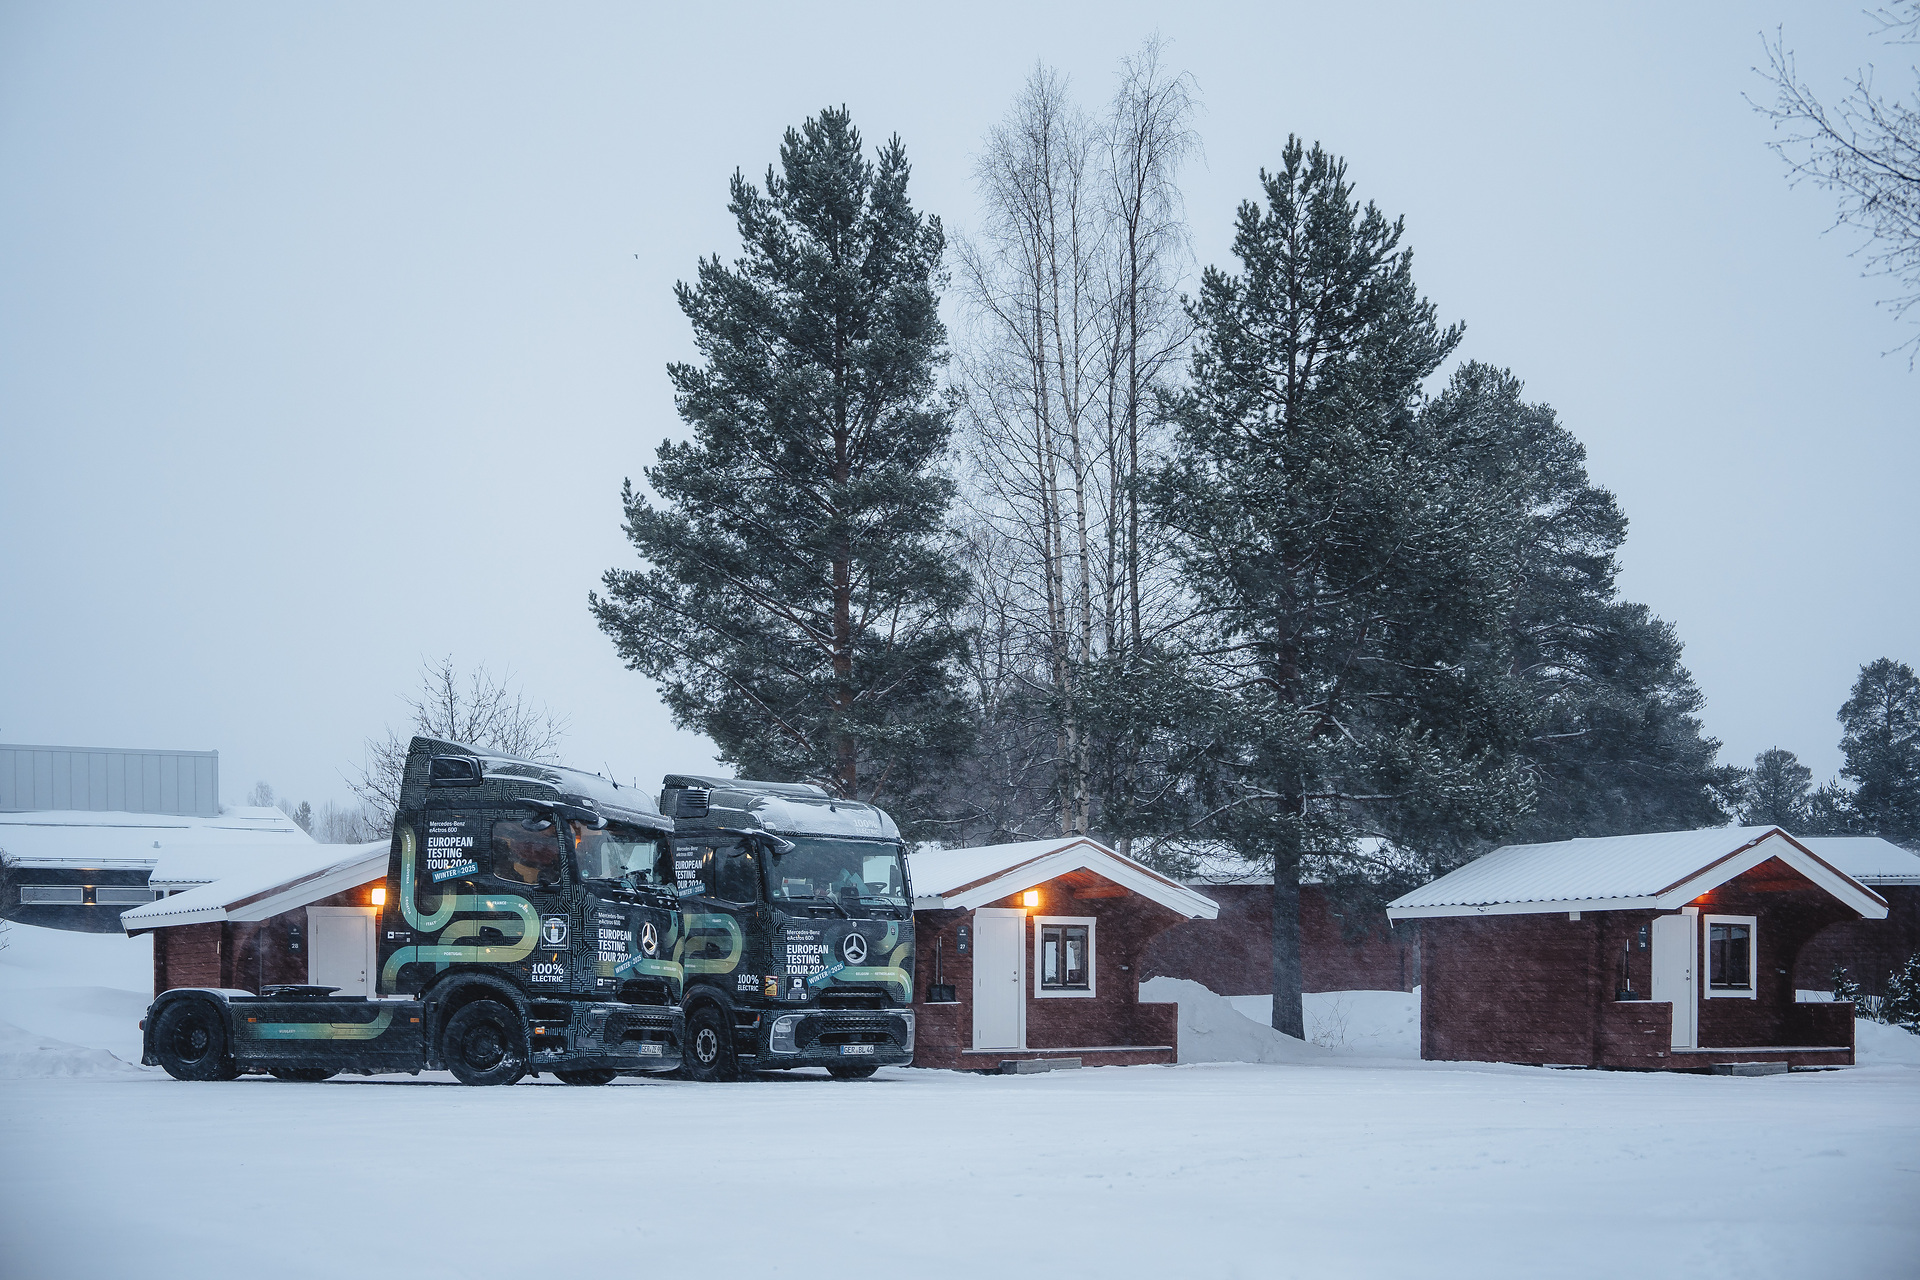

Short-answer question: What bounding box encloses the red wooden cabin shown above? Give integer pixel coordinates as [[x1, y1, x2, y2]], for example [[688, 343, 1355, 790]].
[[908, 838, 1219, 1070], [1386, 827, 1888, 1071]]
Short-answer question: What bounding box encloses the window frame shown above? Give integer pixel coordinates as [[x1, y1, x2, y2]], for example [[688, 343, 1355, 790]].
[[1032, 915, 1097, 999], [1702, 913, 1758, 999]]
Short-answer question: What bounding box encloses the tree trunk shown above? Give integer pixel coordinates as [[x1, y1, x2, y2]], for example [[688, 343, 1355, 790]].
[[1269, 856, 1305, 1038]]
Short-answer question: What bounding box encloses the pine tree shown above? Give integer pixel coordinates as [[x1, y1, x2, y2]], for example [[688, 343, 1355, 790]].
[[1420, 364, 1734, 844], [1837, 658, 1920, 846], [1882, 953, 1920, 1035], [1738, 747, 1814, 829], [1830, 964, 1863, 1010], [593, 109, 971, 825], [1148, 140, 1532, 1037]]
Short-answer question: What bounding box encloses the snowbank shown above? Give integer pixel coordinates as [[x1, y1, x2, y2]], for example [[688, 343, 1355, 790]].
[[0, 923, 152, 1068], [1140, 976, 1327, 1063], [1227, 989, 1423, 1058], [0, 1019, 142, 1078], [1856, 1018, 1920, 1067]]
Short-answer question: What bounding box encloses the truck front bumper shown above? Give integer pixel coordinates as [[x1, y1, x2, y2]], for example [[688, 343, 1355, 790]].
[[534, 1002, 683, 1074], [761, 1008, 913, 1067]]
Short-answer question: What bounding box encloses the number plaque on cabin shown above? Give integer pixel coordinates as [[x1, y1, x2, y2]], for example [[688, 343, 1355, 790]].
[[956, 923, 970, 956]]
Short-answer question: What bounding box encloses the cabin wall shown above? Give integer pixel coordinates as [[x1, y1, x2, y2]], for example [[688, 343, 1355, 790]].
[[912, 876, 1183, 1069], [1420, 913, 1624, 1066], [150, 887, 367, 996], [1420, 860, 1862, 1068], [1793, 885, 1920, 999], [1142, 884, 1419, 996], [1689, 877, 1852, 1049]]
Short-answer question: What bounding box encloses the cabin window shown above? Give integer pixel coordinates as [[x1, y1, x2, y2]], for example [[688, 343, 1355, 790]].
[[18, 885, 84, 905], [492, 816, 562, 887], [1034, 917, 1096, 998], [1704, 915, 1757, 998]]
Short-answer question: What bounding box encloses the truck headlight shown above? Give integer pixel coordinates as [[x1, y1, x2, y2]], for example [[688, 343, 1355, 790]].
[[900, 1010, 914, 1054], [770, 1014, 802, 1054]]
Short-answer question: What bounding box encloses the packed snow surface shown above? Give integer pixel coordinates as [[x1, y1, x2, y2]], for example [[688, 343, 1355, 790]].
[[1, 925, 1916, 1277]]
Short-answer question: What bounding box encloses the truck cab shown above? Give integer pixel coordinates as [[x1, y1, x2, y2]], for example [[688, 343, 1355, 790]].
[[661, 775, 915, 1080], [141, 736, 684, 1085]]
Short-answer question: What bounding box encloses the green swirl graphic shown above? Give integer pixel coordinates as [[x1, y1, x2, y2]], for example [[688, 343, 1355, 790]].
[[382, 827, 539, 989], [681, 912, 745, 975]]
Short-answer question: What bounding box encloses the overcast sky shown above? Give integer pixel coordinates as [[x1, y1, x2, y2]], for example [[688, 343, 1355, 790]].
[[1, 2, 1913, 817]]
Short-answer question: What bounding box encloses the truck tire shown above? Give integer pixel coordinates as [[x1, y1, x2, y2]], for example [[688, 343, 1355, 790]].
[[269, 1067, 338, 1082], [152, 1000, 239, 1082], [682, 1004, 739, 1082], [827, 1063, 878, 1081], [554, 1068, 617, 1086], [442, 1000, 527, 1086]]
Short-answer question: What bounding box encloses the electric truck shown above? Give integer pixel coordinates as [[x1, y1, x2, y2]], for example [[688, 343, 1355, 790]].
[[660, 775, 915, 1080], [141, 736, 685, 1085]]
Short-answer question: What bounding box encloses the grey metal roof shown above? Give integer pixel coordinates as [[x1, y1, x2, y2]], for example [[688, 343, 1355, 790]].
[[1385, 826, 1887, 920], [1, 743, 219, 817], [1797, 836, 1920, 885]]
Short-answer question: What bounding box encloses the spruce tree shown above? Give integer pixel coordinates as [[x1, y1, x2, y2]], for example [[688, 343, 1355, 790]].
[[592, 109, 971, 823], [1420, 364, 1735, 844], [1148, 140, 1532, 1037], [1737, 748, 1814, 829], [1837, 658, 1920, 847]]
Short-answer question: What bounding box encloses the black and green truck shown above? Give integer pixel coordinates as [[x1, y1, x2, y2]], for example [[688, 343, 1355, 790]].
[[660, 775, 915, 1080], [141, 736, 685, 1085]]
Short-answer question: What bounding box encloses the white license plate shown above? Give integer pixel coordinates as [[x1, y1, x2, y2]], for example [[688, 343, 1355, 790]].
[[840, 1044, 875, 1056], [639, 1043, 664, 1056]]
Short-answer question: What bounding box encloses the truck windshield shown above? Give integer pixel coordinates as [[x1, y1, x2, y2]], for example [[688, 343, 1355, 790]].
[[770, 838, 909, 908], [571, 821, 672, 888]]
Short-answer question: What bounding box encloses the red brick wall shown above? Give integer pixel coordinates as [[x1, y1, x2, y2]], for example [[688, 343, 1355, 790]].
[[152, 886, 372, 996], [1141, 884, 1419, 995], [1793, 885, 1920, 999], [911, 877, 1185, 1069], [1421, 859, 1862, 1066]]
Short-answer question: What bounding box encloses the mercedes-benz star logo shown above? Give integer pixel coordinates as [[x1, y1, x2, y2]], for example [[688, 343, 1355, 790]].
[[841, 932, 868, 965], [640, 921, 659, 957]]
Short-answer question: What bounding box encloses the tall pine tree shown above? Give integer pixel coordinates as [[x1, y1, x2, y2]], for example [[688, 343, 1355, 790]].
[[1837, 658, 1920, 847], [1148, 140, 1533, 1037], [592, 109, 972, 823], [1421, 363, 1735, 844], [1737, 748, 1813, 829]]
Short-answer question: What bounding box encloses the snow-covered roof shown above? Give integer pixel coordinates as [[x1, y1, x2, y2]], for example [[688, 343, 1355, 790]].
[[0, 806, 312, 870], [146, 842, 346, 890], [120, 841, 387, 933], [1797, 837, 1920, 885], [1386, 827, 1887, 921], [908, 837, 1218, 919]]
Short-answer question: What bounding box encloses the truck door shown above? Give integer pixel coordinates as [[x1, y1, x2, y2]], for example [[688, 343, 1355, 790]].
[[681, 838, 759, 998]]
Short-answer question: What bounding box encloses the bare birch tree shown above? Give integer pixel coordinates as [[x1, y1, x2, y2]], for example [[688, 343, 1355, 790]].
[[349, 657, 568, 833], [950, 46, 1199, 843]]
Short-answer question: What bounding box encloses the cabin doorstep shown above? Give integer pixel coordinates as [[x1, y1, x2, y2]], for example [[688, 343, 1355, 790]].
[[1386, 827, 1890, 1071], [907, 838, 1218, 1070]]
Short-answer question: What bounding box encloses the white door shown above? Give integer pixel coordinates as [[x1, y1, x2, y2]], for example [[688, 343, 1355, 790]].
[[1650, 912, 1697, 1049], [972, 909, 1026, 1051], [308, 907, 376, 997]]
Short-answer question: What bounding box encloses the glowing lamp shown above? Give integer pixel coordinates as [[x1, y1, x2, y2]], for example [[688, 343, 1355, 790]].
[[1021, 890, 1040, 908], [370, 884, 387, 906]]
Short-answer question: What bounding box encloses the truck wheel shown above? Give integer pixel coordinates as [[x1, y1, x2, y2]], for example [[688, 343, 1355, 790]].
[[554, 1068, 617, 1086], [682, 1004, 739, 1082], [269, 1067, 338, 1082], [442, 1000, 527, 1086], [827, 1063, 878, 1081], [152, 1000, 239, 1081]]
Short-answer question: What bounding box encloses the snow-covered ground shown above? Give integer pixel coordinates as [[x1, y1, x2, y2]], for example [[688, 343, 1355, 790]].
[[2, 923, 1917, 1278]]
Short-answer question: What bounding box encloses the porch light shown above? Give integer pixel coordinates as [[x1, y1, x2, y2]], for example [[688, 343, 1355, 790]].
[[370, 884, 387, 906], [1022, 890, 1040, 908]]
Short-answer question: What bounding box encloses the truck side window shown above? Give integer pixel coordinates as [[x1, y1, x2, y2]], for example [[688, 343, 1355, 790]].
[[711, 843, 760, 904], [492, 816, 561, 887]]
